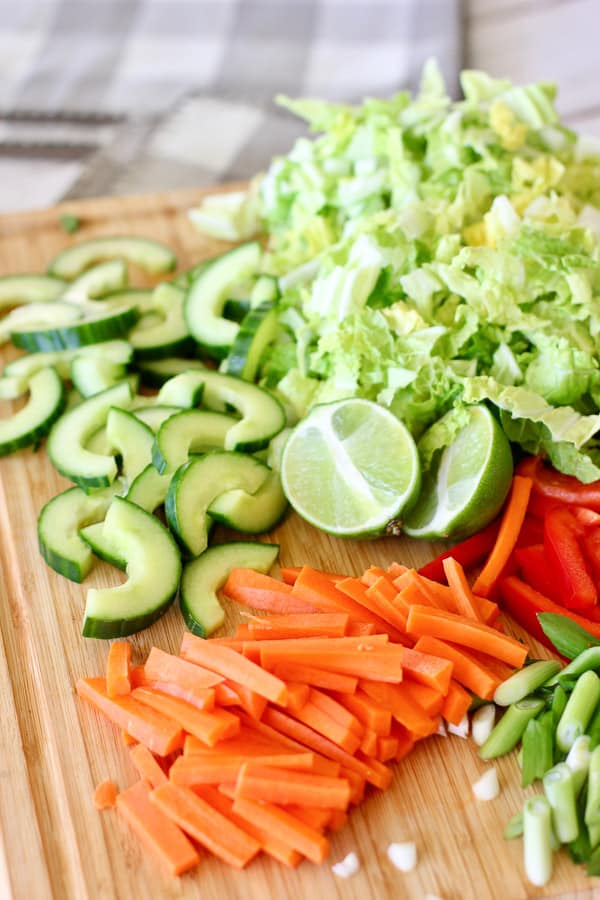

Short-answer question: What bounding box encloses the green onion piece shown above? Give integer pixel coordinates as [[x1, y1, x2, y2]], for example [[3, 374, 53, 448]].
[[587, 702, 600, 751], [504, 811, 523, 840], [585, 745, 600, 828], [565, 735, 591, 795], [538, 613, 600, 660], [521, 711, 554, 788], [547, 647, 600, 686], [479, 698, 545, 760], [59, 213, 81, 234], [588, 824, 600, 853], [556, 670, 600, 753], [551, 684, 568, 730], [494, 660, 562, 707], [543, 763, 579, 843], [523, 795, 554, 887]]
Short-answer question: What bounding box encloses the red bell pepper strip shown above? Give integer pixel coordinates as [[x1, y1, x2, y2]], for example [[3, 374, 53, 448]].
[[418, 519, 500, 583], [515, 456, 543, 479], [543, 507, 597, 610], [530, 464, 600, 510], [515, 516, 544, 548], [514, 544, 562, 604], [500, 576, 600, 650]]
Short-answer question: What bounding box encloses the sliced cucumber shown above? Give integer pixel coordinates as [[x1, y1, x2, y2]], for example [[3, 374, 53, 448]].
[[4, 339, 133, 380], [1, 301, 82, 343], [126, 462, 171, 513], [70, 357, 136, 398], [165, 452, 268, 557], [79, 497, 181, 638], [225, 301, 279, 380], [106, 407, 155, 486], [208, 468, 288, 533], [180, 541, 279, 637], [37, 481, 123, 582], [0, 274, 67, 309], [184, 242, 262, 358], [61, 259, 128, 304], [152, 409, 236, 474], [49, 236, 176, 279], [172, 260, 212, 291], [223, 298, 251, 323], [156, 369, 285, 452], [138, 357, 207, 389], [47, 381, 132, 489], [10, 304, 138, 352], [132, 405, 181, 432], [0, 367, 65, 455], [250, 274, 279, 307], [128, 283, 191, 359]]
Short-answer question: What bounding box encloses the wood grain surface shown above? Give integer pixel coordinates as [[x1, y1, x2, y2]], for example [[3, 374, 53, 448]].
[[0, 187, 596, 900]]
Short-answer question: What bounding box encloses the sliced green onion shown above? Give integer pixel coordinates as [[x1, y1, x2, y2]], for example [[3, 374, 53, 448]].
[[504, 811, 523, 840], [551, 684, 568, 728], [547, 647, 600, 686], [479, 697, 545, 760], [588, 703, 600, 751], [543, 763, 579, 843], [471, 704, 495, 746], [556, 670, 600, 753], [521, 711, 554, 788], [588, 823, 600, 853], [565, 734, 591, 794], [585, 745, 600, 828], [523, 795, 553, 887], [494, 660, 561, 706]]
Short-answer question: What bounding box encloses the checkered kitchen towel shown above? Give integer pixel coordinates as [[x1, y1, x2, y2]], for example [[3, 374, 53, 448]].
[[0, 0, 462, 209]]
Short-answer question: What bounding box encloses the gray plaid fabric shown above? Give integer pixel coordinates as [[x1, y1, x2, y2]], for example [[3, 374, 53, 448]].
[[0, 0, 462, 208]]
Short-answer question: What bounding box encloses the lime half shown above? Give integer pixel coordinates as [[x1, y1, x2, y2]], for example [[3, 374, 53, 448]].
[[280, 398, 421, 538], [403, 404, 513, 541]]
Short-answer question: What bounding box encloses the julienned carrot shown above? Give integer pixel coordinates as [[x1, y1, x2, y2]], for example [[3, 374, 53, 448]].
[[359, 682, 437, 738], [283, 806, 332, 832], [336, 767, 365, 804], [391, 724, 415, 762], [417, 518, 500, 582], [360, 728, 378, 757], [346, 621, 378, 636], [131, 668, 216, 712], [335, 576, 409, 636], [129, 744, 168, 789], [199, 784, 302, 868], [223, 568, 317, 614], [144, 647, 224, 689], [94, 779, 118, 810], [236, 612, 350, 640], [262, 708, 392, 791], [151, 782, 261, 868], [386, 562, 409, 580], [332, 690, 392, 737], [279, 681, 311, 712], [399, 680, 445, 717], [308, 688, 364, 737], [473, 475, 533, 597], [116, 780, 199, 876], [397, 571, 499, 624], [106, 642, 131, 698], [258, 641, 404, 684], [180, 633, 288, 705], [236, 713, 342, 777], [413, 635, 500, 701], [442, 557, 481, 621], [214, 682, 240, 706], [132, 687, 240, 747], [399, 647, 453, 694], [441, 680, 472, 726], [182, 725, 309, 759], [77, 678, 183, 756], [231, 793, 329, 864], [290, 699, 362, 755], [406, 605, 528, 668], [272, 661, 358, 694], [327, 809, 348, 832], [377, 736, 399, 762], [170, 753, 314, 786], [235, 763, 352, 811], [280, 566, 346, 586], [224, 680, 267, 720]]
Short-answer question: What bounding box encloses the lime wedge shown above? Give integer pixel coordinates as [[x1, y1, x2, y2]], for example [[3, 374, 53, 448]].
[[280, 398, 421, 538], [403, 404, 513, 541]]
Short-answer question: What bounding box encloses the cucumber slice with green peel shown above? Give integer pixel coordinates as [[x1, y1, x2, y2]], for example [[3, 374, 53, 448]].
[[223, 298, 251, 323], [165, 452, 269, 557], [1, 301, 82, 343], [250, 274, 279, 307], [85, 426, 114, 456], [61, 259, 128, 304], [184, 242, 262, 358], [47, 380, 133, 489], [0, 274, 68, 308], [79, 497, 181, 638], [0, 367, 65, 455], [10, 304, 138, 352], [208, 468, 288, 533], [172, 260, 212, 291], [105, 407, 154, 486], [70, 357, 136, 398], [225, 302, 279, 381], [49, 236, 177, 279], [132, 405, 181, 432], [180, 541, 279, 637], [4, 339, 133, 381], [126, 462, 171, 513], [37, 480, 123, 582], [152, 409, 236, 474], [156, 369, 285, 452], [100, 288, 154, 310], [128, 283, 192, 359], [138, 357, 207, 389]]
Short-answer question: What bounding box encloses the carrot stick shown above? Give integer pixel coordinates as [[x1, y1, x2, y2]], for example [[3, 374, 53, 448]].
[[399, 646, 453, 694], [327, 809, 348, 832], [151, 782, 261, 868], [116, 780, 199, 876], [272, 661, 358, 694], [170, 753, 315, 786], [279, 681, 311, 712], [280, 566, 346, 586], [182, 724, 308, 758], [376, 736, 399, 762], [129, 744, 168, 789], [132, 687, 240, 746], [231, 794, 329, 864], [259, 642, 403, 683], [282, 806, 332, 832], [292, 566, 400, 635], [442, 557, 482, 620], [145, 647, 224, 688], [235, 763, 352, 811], [401, 572, 499, 624], [77, 678, 183, 756], [224, 680, 267, 720], [441, 680, 472, 726], [106, 641, 131, 698], [307, 688, 364, 737], [93, 779, 118, 810], [359, 682, 436, 738], [387, 562, 409, 579], [473, 475, 533, 597], [347, 621, 378, 636], [391, 724, 416, 761], [214, 682, 240, 706], [407, 604, 528, 668], [399, 680, 445, 716], [335, 576, 409, 636], [360, 728, 378, 757], [236, 612, 350, 640], [337, 767, 365, 804], [331, 690, 392, 736], [130, 669, 215, 712], [180, 633, 288, 705], [235, 714, 342, 777], [289, 699, 362, 755], [224, 568, 317, 613], [413, 635, 500, 700]]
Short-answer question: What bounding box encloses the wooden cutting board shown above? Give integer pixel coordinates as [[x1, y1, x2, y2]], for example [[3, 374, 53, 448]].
[[0, 187, 595, 900]]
